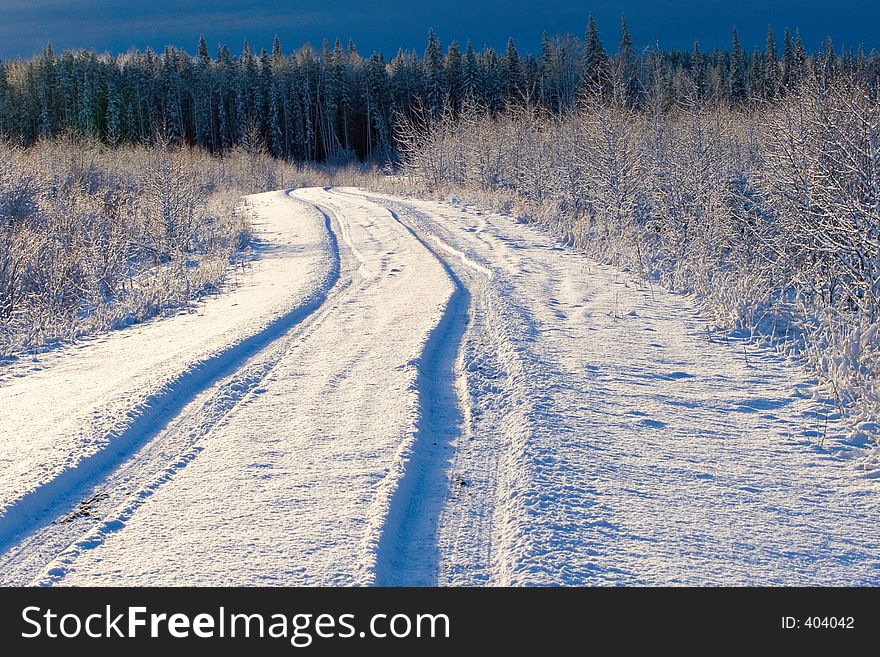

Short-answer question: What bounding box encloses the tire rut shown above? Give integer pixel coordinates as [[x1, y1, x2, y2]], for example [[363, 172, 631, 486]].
[[0, 195, 346, 585]]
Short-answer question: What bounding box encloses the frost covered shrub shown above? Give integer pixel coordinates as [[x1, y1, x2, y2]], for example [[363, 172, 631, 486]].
[[756, 80, 880, 430], [398, 77, 880, 446], [0, 140, 300, 355]]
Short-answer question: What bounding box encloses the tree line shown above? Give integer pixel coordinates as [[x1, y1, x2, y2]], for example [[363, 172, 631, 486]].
[[1, 16, 879, 161]]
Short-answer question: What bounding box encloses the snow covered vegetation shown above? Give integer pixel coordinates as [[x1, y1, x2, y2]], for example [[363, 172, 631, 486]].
[[0, 141, 313, 354], [397, 74, 880, 456]]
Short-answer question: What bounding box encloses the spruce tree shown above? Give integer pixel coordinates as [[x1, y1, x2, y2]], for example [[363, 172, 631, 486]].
[[257, 48, 272, 140], [194, 35, 212, 148], [822, 37, 836, 80], [424, 29, 445, 115], [616, 14, 638, 106], [216, 44, 234, 150], [481, 47, 503, 112], [763, 26, 779, 98], [198, 35, 210, 65], [729, 28, 747, 101], [691, 40, 706, 99], [37, 44, 57, 138], [619, 15, 634, 56], [235, 42, 253, 142], [794, 30, 808, 82], [856, 44, 867, 78], [523, 56, 540, 101], [161, 47, 183, 143], [287, 71, 305, 160], [268, 80, 283, 157], [583, 14, 610, 96], [540, 32, 557, 108], [125, 101, 138, 143], [366, 52, 392, 160], [782, 28, 796, 89], [749, 46, 762, 98], [105, 62, 123, 146], [444, 41, 463, 113], [504, 38, 524, 102], [462, 41, 479, 101]]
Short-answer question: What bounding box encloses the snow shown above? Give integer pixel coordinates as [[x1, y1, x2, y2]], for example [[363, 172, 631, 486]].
[[1, 187, 878, 586], [0, 191, 339, 581]]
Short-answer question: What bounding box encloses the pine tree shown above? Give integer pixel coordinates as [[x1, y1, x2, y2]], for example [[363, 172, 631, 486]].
[[198, 35, 210, 65], [462, 41, 479, 101], [77, 65, 95, 136], [583, 14, 610, 95], [763, 26, 779, 98], [424, 29, 445, 115], [856, 44, 868, 79], [749, 46, 762, 98], [235, 41, 253, 142], [268, 80, 283, 157], [194, 35, 212, 148], [216, 44, 234, 150], [729, 28, 747, 101], [504, 38, 524, 102], [162, 47, 183, 143], [444, 41, 463, 113], [105, 61, 124, 146], [616, 14, 638, 106], [822, 37, 836, 81], [481, 47, 503, 112], [540, 32, 557, 108], [794, 30, 808, 82], [782, 28, 796, 89], [366, 51, 392, 160], [691, 40, 706, 99], [37, 44, 57, 138]]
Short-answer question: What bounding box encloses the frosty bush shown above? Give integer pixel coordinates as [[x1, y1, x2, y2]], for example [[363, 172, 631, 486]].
[[0, 139, 303, 355], [397, 76, 880, 442]]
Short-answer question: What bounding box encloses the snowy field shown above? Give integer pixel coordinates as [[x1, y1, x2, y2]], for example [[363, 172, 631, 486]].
[[1, 188, 877, 586]]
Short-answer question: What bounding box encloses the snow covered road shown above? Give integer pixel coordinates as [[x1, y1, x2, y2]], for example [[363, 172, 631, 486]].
[[1, 187, 878, 586]]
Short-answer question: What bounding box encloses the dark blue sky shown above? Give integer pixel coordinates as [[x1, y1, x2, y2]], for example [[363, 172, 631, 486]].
[[0, 1, 877, 60]]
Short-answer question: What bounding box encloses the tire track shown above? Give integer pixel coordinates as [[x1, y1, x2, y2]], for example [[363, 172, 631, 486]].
[[335, 189, 541, 586], [369, 206, 471, 586], [0, 194, 344, 585], [46, 187, 456, 586]]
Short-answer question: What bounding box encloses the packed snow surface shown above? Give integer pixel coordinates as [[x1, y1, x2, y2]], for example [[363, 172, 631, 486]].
[[1, 187, 877, 586]]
